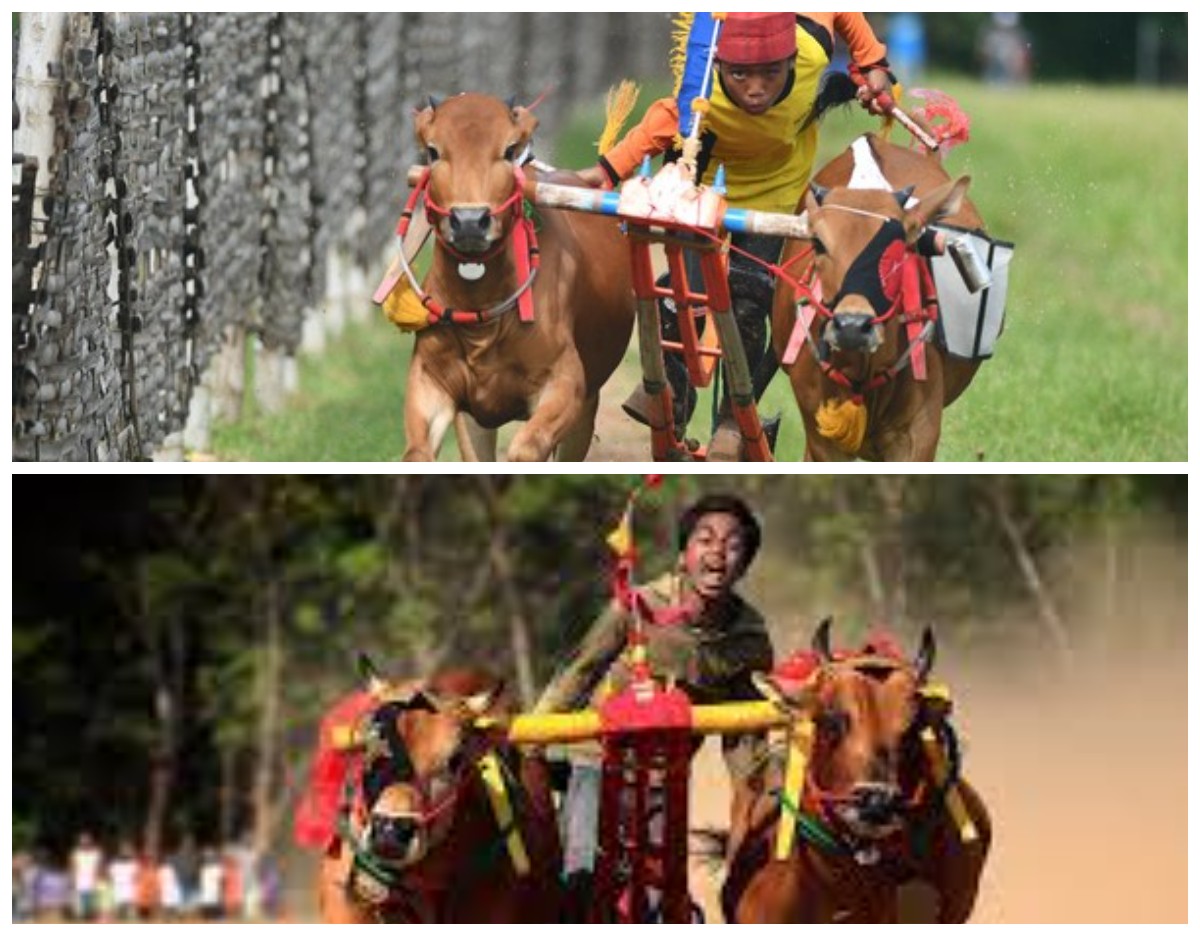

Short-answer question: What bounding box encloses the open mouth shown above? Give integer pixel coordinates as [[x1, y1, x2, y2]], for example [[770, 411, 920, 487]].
[[696, 562, 730, 593]]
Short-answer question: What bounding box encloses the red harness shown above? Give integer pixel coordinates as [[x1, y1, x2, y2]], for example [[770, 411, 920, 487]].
[[780, 245, 941, 405], [399, 166, 541, 326]]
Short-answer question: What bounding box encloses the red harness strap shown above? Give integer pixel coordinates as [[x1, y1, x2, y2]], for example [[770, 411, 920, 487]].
[[780, 249, 940, 403], [396, 167, 541, 327]]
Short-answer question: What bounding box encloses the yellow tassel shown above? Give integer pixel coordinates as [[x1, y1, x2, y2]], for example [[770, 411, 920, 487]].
[[597, 80, 641, 157], [670, 13, 696, 98], [383, 277, 431, 333], [816, 398, 868, 456], [880, 83, 905, 144]]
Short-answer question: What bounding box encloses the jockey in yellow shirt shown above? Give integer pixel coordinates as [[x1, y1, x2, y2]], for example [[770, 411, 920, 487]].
[[578, 13, 898, 459]]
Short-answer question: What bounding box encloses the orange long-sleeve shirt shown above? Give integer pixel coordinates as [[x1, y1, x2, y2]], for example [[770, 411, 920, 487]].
[[602, 13, 889, 213]]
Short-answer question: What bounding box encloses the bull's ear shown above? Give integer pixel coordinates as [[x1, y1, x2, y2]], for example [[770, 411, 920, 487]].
[[752, 673, 812, 716], [904, 176, 971, 244], [752, 672, 791, 711], [462, 681, 507, 721], [414, 104, 436, 144], [512, 105, 539, 141], [359, 654, 390, 699]]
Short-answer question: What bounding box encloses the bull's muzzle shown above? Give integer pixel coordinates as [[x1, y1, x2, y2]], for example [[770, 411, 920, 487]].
[[852, 782, 904, 828], [448, 206, 494, 254], [828, 312, 883, 355], [369, 814, 421, 865]]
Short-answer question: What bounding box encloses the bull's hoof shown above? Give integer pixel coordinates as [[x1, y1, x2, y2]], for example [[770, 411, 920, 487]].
[[621, 386, 664, 430], [708, 419, 744, 462]]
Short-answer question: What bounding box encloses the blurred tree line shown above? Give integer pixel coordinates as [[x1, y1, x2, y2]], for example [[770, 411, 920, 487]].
[[876, 13, 1188, 84], [13, 475, 1185, 857]]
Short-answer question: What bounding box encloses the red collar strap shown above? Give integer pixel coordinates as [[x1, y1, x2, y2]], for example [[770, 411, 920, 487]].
[[396, 168, 540, 326]]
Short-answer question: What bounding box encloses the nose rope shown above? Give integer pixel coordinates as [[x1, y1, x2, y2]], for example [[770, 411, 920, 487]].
[[395, 167, 541, 326]]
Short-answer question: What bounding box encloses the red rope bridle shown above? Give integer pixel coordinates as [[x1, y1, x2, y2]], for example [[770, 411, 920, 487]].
[[663, 209, 941, 405], [397, 166, 541, 326], [778, 239, 941, 404]]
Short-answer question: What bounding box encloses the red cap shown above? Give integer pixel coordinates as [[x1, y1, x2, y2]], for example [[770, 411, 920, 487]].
[[717, 13, 798, 66]]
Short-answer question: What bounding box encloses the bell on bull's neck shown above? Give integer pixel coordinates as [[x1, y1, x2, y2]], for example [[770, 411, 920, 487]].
[[948, 236, 993, 295]]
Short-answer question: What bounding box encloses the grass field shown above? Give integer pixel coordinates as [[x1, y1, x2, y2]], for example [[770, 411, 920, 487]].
[[213, 77, 1187, 463]]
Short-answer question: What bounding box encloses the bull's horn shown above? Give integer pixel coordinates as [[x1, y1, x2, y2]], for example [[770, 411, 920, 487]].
[[894, 186, 917, 210], [428, 95, 445, 111], [813, 617, 836, 664], [358, 653, 390, 699], [810, 183, 831, 207], [914, 627, 938, 683], [506, 95, 518, 111]]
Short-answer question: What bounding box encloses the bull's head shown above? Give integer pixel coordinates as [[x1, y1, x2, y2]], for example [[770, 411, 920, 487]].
[[357, 655, 507, 869], [805, 178, 971, 357], [756, 622, 939, 842], [415, 94, 538, 257]]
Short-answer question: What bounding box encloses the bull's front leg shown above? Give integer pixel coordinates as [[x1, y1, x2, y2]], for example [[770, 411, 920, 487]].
[[876, 405, 943, 462], [507, 363, 586, 463], [403, 354, 458, 462]]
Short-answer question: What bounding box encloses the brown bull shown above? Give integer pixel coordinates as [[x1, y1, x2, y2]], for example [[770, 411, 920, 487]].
[[723, 622, 991, 923], [402, 94, 635, 462], [319, 665, 563, 923], [774, 136, 986, 461]]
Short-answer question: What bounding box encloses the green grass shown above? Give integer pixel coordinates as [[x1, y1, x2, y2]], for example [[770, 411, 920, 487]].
[[214, 77, 1187, 463], [212, 321, 460, 462]]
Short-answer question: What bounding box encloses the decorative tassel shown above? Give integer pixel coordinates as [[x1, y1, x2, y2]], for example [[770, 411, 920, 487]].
[[816, 398, 868, 456], [598, 80, 641, 156], [670, 13, 696, 98], [383, 277, 431, 333]]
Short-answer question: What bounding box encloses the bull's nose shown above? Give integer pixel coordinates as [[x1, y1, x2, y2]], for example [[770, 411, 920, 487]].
[[449, 207, 492, 243], [854, 784, 902, 824], [370, 816, 418, 859], [831, 313, 876, 352]]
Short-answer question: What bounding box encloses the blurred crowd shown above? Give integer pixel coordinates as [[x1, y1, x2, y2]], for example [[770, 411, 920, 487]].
[[12, 833, 285, 923]]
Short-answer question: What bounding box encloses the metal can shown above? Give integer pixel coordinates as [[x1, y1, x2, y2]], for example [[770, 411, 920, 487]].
[[948, 236, 993, 295]]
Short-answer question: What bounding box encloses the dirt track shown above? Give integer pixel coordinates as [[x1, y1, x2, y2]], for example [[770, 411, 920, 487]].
[[690, 566, 1188, 924]]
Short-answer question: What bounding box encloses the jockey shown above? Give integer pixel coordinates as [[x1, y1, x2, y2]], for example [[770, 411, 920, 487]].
[[577, 13, 899, 459], [535, 494, 775, 895]]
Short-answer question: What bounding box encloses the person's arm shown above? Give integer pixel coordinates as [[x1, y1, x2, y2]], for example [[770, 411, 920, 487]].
[[579, 97, 682, 190], [534, 602, 629, 714], [834, 13, 897, 114], [712, 609, 776, 779], [834, 12, 889, 69]]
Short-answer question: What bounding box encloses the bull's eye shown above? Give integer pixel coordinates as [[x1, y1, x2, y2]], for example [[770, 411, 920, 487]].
[[812, 238, 829, 258], [426, 145, 441, 164], [503, 143, 521, 163], [817, 709, 850, 740]]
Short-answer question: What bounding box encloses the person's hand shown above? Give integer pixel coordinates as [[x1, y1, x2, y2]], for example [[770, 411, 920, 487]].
[[575, 165, 612, 190], [858, 69, 897, 117]]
